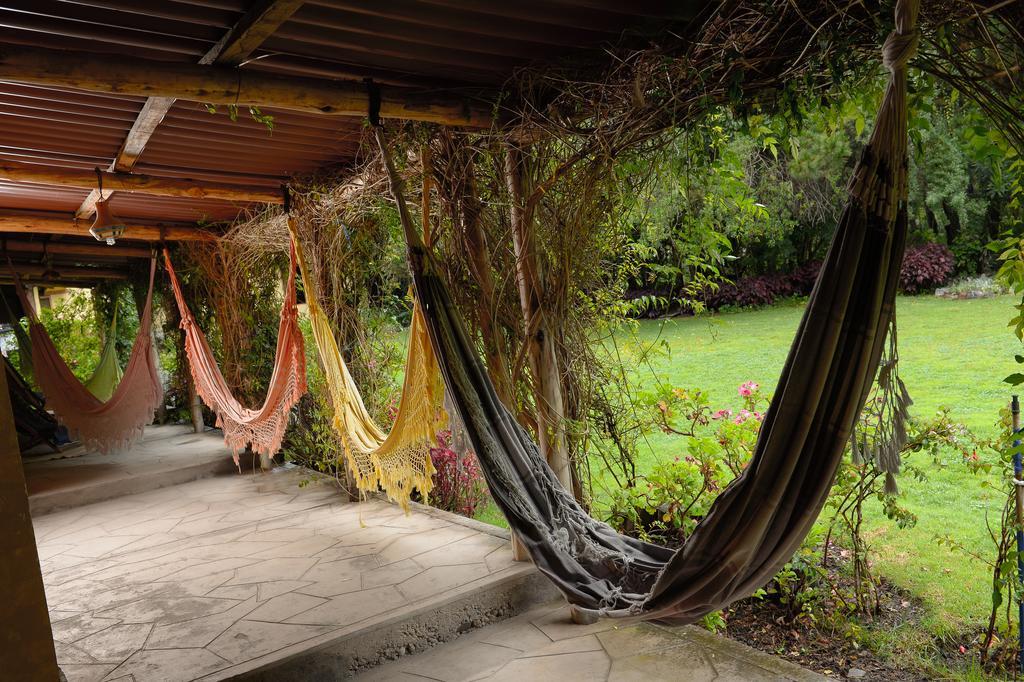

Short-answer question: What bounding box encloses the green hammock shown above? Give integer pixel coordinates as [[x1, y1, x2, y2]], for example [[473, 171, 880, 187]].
[[84, 302, 124, 402]]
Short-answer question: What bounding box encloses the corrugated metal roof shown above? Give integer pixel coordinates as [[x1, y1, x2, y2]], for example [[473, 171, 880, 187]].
[[0, 180, 90, 213], [0, 0, 695, 244], [135, 100, 363, 183]]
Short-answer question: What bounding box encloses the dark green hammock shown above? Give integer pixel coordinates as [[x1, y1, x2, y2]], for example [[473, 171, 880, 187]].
[[376, 0, 919, 624]]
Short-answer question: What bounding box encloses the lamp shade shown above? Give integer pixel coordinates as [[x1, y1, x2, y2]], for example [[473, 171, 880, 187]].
[[89, 197, 126, 245]]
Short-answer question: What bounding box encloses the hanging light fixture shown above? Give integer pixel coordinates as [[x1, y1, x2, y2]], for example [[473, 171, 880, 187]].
[[89, 168, 125, 245]]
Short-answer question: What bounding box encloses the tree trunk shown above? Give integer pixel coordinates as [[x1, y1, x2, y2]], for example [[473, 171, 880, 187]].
[[504, 143, 573, 492], [941, 199, 961, 246], [925, 206, 941, 239], [458, 168, 517, 407]]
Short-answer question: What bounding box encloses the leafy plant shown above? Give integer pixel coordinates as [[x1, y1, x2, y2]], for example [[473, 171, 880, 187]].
[[606, 382, 767, 545], [429, 430, 490, 517], [898, 242, 956, 294], [935, 408, 1023, 669]]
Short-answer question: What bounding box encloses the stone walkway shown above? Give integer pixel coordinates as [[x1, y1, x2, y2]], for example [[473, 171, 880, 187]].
[[35, 468, 529, 681], [356, 600, 827, 682]]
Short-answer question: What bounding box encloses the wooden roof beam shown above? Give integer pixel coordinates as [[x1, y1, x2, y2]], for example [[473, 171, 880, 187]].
[[0, 210, 216, 242], [0, 239, 152, 259], [0, 45, 495, 128], [211, 0, 309, 67], [2, 263, 129, 280], [0, 161, 283, 204], [0, 277, 110, 288], [113, 0, 307, 173], [75, 1, 308, 219]]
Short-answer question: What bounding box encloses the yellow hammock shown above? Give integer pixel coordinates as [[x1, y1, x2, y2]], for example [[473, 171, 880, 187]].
[[287, 217, 447, 509]]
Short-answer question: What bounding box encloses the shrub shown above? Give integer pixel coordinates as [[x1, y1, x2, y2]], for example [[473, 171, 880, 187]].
[[705, 273, 795, 310], [899, 242, 955, 294], [702, 261, 823, 311], [429, 430, 489, 517], [606, 383, 768, 545], [788, 260, 823, 295]]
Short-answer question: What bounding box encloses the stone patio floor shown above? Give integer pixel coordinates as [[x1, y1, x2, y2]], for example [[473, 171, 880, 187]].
[[34, 467, 522, 681], [28, 428, 825, 682], [356, 600, 827, 682], [25, 425, 237, 515]]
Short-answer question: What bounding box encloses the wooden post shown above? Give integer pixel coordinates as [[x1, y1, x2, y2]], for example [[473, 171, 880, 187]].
[[1011, 396, 1024, 672], [511, 533, 530, 562], [0, 351, 61, 680], [189, 387, 204, 434], [504, 144, 573, 492]]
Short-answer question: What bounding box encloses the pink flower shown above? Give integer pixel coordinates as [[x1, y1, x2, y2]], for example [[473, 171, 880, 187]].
[[712, 409, 732, 420], [738, 381, 759, 397], [733, 409, 752, 424]]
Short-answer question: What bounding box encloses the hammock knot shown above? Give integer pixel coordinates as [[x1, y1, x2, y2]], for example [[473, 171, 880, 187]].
[[881, 27, 918, 72]]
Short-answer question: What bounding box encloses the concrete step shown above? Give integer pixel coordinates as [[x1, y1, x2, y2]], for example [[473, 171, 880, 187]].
[[353, 599, 828, 682], [230, 564, 557, 681]]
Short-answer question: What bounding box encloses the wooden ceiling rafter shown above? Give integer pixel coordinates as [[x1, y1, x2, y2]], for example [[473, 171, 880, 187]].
[[0, 210, 215, 242], [73, 0, 308, 221], [1, 262, 129, 280], [0, 239, 152, 259], [0, 160, 284, 204], [0, 277, 112, 288]]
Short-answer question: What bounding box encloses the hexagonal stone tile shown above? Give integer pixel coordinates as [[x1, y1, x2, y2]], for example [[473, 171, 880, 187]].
[[489, 650, 612, 682], [74, 623, 152, 663], [105, 647, 228, 682], [207, 620, 337, 663]]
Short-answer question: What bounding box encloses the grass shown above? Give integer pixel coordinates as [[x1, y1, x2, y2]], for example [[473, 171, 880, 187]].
[[609, 293, 1020, 638]]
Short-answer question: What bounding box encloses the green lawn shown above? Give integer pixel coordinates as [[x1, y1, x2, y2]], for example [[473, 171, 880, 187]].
[[610, 294, 1020, 636]]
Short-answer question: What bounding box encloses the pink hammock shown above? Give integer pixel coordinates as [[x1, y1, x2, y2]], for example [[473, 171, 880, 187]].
[[163, 245, 306, 465], [14, 260, 163, 454]]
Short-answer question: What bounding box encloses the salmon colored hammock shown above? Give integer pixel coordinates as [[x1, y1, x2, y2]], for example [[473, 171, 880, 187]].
[[286, 216, 447, 510], [163, 245, 306, 465], [13, 259, 163, 454]]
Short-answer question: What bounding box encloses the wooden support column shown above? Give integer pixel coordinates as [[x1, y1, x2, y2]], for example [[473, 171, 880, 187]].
[[189, 386, 204, 434], [0, 357, 60, 680], [504, 144, 573, 492]]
